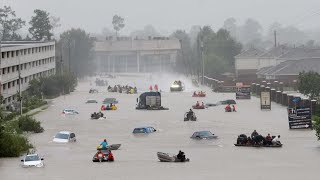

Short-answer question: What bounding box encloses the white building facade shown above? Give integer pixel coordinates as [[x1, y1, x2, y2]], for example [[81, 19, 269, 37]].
[[0, 41, 56, 104]]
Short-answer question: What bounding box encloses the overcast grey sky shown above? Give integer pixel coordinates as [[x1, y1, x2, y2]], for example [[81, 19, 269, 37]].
[[2, 0, 320, 35]]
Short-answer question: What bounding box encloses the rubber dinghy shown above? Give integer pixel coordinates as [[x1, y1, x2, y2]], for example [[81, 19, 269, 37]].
[[97, 144, 121, 150], [234, 144, 282, 148], [192, 105, 205, 109], [157, 152, 190, 162]]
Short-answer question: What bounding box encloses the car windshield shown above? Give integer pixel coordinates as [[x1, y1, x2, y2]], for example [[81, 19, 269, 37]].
[[133, 128, 145, 133], [25, 155, 40, 161], [196, 131, 213, 137], [55, 133, 69, 139]]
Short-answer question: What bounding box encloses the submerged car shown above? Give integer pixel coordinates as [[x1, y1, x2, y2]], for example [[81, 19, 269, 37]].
[[190, 131, 218, 139], [132, 127, 156, 134], [86, 99, 98, 103], [21, 154, 44, 167], [62, 109, 79, 115], [102, 98, 118, 104], [206, 99, 237, 107], [53, 131, 76, 143]]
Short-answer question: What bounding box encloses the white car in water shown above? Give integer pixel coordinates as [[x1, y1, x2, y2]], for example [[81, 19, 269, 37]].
[[21, 154, 44, 167], [62, 109, 79, 115], [53, 131, 76, 143]]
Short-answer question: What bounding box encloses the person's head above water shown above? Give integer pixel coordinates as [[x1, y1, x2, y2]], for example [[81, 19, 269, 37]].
[[104, 139, 107, 142]]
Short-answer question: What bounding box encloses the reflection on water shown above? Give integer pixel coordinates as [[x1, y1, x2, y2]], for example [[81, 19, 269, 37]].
[[0, 74, 319, 180]]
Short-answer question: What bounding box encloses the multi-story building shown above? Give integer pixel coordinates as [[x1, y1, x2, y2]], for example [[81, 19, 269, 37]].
[[0, 41, 56, 105], [94, 38, 181, 73]]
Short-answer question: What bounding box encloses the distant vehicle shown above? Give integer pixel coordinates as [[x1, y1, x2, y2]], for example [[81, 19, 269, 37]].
[[132, 127, 156, 134], [53, 131, 76, 143], [62, 109, 79, 115], [21, 154, 44, 167], [86, 99, 98, 103], [89, 89, 99, 93], [190, 131, 218, 139], [170, 80, 185, 92], [206, 99, 236, 107], [136, 92, 168, 110], [102, 98, 118, 104]]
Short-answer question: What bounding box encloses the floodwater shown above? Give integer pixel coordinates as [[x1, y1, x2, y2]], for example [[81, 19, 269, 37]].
[[1, 74, 319, 180]]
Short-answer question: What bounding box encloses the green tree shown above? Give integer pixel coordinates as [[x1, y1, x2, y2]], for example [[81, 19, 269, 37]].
[[298, 71, 320, 100], [197, 26, 242, 77], [59, 28, 94, 77], [0, 6, 25, 40], [171, 30, 193, 75], [112, 15, 125, 37], [29, 9, 53, 40]]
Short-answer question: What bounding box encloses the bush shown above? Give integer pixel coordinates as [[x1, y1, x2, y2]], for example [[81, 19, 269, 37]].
[[18, 116, 44, 133], [0, 132, 32, 157], [3, 112, 17, 121], [313, 116, 320, 140]]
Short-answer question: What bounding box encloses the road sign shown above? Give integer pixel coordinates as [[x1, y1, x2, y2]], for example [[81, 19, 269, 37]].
[[287, 107, 312, 129], [260, 91, 271, 110]]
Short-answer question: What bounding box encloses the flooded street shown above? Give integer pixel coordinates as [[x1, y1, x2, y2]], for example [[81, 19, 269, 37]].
[[1, 74, 319, 180]]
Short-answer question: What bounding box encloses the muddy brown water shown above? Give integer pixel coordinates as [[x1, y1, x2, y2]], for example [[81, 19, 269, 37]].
[[1, 75, 319, 180]]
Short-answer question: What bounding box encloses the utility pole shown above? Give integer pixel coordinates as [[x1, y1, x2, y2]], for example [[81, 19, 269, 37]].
[[18, 51, 22, 115], [200, 39, 204, 85], [274, 30, 277, 48]]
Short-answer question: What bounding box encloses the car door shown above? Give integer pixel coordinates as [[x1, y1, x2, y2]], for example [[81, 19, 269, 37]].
[[69, 133, 76, 142]]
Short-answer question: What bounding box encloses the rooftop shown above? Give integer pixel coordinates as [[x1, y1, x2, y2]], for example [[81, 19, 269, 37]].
[[257, 58, 320, 76], [235, 47, 265, 58]]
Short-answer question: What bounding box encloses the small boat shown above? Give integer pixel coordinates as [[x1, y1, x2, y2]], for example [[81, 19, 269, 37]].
[[192, 105, 205, 109], [234, 144, 283, 148], [192, 93, 206, 97], [157, 152, 190, 162], [97, 144, 121, 150]]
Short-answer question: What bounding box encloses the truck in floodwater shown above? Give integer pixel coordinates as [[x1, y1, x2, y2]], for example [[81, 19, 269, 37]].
[[136, 92, 168, 110]]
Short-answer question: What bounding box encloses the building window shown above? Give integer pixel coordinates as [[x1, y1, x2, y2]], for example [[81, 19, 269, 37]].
[[17, 79, 19, 85], [8, 97, 11, 102], [32, 62, 35, 67], [16, 50, 19, 56], [3, 84, 6, 90], [7, 67, 10, 73], [2, 68, 5, 75], [24, 63, 27, 69], [1, 52, 4, 59], [7, 52, 10, 58], [28, 49, 31, 54], [25, 77, 27, 83], [32, 48, 34, 53], [8, 82, 11, 88], [16, 65, 19, 71], [11, 51, 14, 57], [12, 81, 15, 87], [24, 49, 27, 55], [12, 96, 15, 101]]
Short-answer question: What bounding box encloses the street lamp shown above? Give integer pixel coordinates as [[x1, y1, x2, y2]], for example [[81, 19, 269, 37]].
[[200, 40, 204, 85]]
